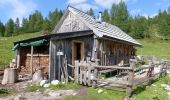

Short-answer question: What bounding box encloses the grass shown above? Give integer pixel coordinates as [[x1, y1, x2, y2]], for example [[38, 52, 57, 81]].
[[49, 82, 81, 90], [65, 76, 170, 100], [136, 39, 170, 60], [0, 32, 42, 69], [132, 76, 170, 100], [26, 82, 81, 92], [0, 89, 15, 97], [65, 88, 125, 100]]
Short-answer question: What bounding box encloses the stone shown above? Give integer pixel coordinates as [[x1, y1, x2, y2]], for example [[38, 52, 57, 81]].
[[73, 93, 77, 96], [97, 89, 103, 94], [32, 69, 43, 84], [40, 80, 48, 86], [165, 87, 170, 92], [51, 80, 59, 85], [161, 84, 168, 88], [43, 83, 50, 88], [2, 68, 18, 85], [14, 95, 22, 100], [48, 92, 61, 97]]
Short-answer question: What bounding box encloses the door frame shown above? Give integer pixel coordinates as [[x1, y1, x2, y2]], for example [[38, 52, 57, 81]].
[[72, 40, 84, 65]]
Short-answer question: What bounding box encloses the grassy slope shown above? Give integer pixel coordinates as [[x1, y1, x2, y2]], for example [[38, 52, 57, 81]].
[[0, 32, 41, 69], [136, 39, 170, 60], [65, 76, 170, 100]]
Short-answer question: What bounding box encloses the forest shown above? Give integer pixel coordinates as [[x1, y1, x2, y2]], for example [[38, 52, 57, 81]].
[[0, 1, 170, 40]]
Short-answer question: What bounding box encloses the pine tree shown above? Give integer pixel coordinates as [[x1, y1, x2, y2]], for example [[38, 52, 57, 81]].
[[22, 18, 29, 33], [87, 8, 94, 16], [0, 21, 5, 37], [14, 17, 20, 34], [34, 10, 44, 32], [43, 18, 51, 32], [48, 9, 63, 31], [103, 9, 110, 23], [110, 1, 129, 32], [5, 19, 14, 37]]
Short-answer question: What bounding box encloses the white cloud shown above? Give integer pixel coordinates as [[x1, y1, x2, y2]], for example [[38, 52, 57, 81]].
[[67, 0, 87, 5], [130, 9, 142, 15], [94, 0, 138, 8], [0, 0, 37, 21], [75, 3, 98, 11], [150, 13, 158, 18]]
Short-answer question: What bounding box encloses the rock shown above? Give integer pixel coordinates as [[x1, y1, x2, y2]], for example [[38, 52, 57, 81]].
[[43, 83, 50, 88], [48, 92, 61, 97], [2, 68, 18, 85], [161, 84, 168, 88], [32, 69, 43, 84], [40, 80, 48, 86], [14, 95, 22, 100], [73, 93, 77, 96], [51, 80, 59, 85], [165, 87, 170, 92], [98, 89, 103, 94]]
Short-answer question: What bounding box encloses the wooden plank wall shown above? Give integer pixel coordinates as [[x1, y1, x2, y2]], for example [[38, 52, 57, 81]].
[[97, 39, 135, 66], [50, 34, 94, 81]]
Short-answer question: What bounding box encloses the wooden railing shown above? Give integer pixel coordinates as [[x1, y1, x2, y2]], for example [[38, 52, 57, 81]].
[[71, 59, 169, 99]]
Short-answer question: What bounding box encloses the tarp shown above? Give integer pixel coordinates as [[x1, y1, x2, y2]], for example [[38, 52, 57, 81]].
[[12, 39, 47, 51]]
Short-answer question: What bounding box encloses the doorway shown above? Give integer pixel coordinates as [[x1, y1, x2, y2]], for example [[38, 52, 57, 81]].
[[72, 41, 84, 65]]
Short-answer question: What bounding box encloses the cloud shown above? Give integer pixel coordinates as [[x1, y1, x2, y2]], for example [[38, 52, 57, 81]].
[[67, 0, 98, 12], [130, 9, 142, 15], [0, 0, 37, 21], [67, 0, 87, 5], [149, 13, 158, 18], [75, 3, 98, 11], [94, 0, 138, 8]]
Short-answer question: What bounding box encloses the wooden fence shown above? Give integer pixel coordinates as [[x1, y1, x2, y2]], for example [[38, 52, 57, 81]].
[[71, 59, 169, 99]]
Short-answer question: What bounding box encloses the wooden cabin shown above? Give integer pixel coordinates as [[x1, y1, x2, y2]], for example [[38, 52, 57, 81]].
[[13, 6, 142, 81]]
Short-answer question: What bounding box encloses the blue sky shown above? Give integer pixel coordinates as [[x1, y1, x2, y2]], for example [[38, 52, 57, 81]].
[[0, 0, 170, 24]]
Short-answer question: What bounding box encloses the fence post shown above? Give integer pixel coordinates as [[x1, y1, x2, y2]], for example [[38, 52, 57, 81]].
[[147, 60, 154, 86], [75, 60, 79, 83], [125, 59, 135, 99], [92, 59, 99, 88]]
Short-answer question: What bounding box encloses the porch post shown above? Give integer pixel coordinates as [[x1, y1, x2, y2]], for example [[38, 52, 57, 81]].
[[30, 46, 34, 77]]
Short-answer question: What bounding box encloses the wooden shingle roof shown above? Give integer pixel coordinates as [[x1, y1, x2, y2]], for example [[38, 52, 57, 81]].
[[68, 6, 142, 46]]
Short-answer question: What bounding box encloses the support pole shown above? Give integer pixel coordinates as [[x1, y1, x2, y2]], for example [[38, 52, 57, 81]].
[[30, 46, 34, 77], [125, 59, 135, 99]]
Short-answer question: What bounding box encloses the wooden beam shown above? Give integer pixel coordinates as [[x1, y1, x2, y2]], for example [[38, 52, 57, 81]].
[[48, 40, 52, 81], [94, 65, 132, 70], [16, 48, 20, 68], [30, 46, 33, 77]]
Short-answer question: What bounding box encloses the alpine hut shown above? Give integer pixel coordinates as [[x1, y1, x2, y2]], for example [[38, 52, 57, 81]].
[[13, 6, 142, 81]]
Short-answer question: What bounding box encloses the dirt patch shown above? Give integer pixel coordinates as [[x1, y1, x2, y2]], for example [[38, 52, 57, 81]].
[[76, 87, 88, 96]]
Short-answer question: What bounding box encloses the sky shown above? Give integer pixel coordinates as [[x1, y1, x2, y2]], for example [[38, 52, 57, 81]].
[[0, 0, 170, 24]]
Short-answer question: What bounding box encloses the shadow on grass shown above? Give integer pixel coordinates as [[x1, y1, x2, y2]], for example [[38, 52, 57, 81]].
[[132, 78, 160, 95]]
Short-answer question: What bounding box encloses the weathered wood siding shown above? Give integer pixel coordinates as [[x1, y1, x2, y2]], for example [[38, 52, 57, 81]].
[[55, 11, 90, 33], [97, 39, 135, 66], [50, 34, 94, 80]]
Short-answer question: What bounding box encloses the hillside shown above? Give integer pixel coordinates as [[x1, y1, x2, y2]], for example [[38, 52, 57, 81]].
[[136, 39, 170, 60], [0, 32, 42, 69], [0, 34, 170, 69]]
